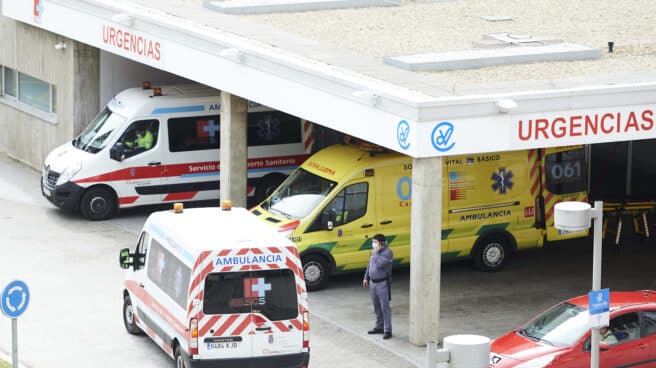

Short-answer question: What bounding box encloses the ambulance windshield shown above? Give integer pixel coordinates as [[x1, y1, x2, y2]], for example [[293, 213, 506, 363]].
[[74, 107, 126, 154], [262, 168, 336, 219], [203, 269, 298, 321]]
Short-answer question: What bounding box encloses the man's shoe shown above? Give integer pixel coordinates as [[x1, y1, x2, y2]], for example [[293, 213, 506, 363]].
[[383, 332, 392, 340], [367, 328, 384, 334]]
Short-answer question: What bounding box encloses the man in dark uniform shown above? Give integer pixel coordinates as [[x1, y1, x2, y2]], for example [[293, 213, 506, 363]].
[[362, 233, 393, 339]]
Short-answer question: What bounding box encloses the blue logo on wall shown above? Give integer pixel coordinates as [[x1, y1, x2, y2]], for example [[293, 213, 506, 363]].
[[397, 120, 410, 150], [431, 122, 455, 152]]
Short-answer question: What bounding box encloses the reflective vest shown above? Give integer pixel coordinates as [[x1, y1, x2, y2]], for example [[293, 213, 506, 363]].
[[136, 130, 153, 149]]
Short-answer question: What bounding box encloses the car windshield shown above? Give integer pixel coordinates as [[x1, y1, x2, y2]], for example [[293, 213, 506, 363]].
[[261, 168, 336, 219], [517, 302, 589, 347], [74, 107, 126, 154]]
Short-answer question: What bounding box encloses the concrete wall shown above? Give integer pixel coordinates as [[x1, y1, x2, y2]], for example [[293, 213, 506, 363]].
[[0, 1, 99, 170], [100, 51, 191, 108]]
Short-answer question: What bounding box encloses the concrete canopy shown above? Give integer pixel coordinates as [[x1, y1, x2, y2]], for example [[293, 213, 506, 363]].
[[6, 0, 656, 158]]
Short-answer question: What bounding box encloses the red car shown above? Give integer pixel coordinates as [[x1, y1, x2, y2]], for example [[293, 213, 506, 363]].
[[489, 290, 656, 367]]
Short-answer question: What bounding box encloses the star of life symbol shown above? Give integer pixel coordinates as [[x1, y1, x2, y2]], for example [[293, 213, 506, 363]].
[[492, 167, 514, 194], [257, 116, 280, 142]]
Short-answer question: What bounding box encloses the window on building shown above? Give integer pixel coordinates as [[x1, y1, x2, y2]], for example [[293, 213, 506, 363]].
[[19, 73, 53, 112], [1, 65, 57, 115], [3, 66, 17, 97]]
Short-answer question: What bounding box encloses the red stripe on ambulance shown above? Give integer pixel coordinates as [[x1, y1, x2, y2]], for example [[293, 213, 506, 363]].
[[231, 315, 253, 336], [163, 191, 198, 201], [75, 155, 309, 184], [125, 280, 188, 341], [119, 196, 139, 204], [214, 314, 240, 336]]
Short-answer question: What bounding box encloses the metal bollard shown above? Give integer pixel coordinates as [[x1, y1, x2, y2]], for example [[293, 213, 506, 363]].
[[439, 335, 490, 368]]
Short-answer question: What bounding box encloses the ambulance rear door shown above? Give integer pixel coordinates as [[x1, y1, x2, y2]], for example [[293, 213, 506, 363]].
[[200, 271, 256, 364], [249, 267, 305, 363], [200, 265, 303, 366], [542, 146, 588, 241]]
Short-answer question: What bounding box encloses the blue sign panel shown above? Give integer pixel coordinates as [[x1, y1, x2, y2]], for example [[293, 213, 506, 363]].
[[1, 280, 30, 318], [589, 288, 610, 315]]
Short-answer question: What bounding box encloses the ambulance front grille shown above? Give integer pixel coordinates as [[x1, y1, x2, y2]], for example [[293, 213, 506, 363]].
[[46, 170, 60, 187]]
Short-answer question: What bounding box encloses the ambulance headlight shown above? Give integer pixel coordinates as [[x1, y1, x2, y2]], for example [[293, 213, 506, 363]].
[[279, 228, 294, 239], [277, 220, 300, 240], [56, 161, 82, 186]]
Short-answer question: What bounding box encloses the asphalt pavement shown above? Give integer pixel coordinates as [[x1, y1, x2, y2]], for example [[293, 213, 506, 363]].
[[0, 153, 416, 368]]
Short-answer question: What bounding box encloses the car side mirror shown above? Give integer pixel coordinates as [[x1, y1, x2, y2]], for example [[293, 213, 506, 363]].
[[321, 211, 335, 231], [119, 247, 133, 269], [599, 342, 610, 351], [110, 142, 125, 161]]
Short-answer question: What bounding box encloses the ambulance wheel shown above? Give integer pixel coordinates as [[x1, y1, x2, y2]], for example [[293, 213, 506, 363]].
[[80, 187, 116, 220], [302, 254, 330, 291], [175, 346, 186, 368], [254, 173, 287, 204], [123, 296, 142, 335], [473, 234, 509, 272]]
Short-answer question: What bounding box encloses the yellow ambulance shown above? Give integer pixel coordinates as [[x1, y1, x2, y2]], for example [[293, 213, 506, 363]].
[[251, 143, 587, 290]]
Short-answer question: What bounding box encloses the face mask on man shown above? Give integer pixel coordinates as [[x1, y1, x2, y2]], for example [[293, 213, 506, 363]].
[[372, 240, 380, 251]]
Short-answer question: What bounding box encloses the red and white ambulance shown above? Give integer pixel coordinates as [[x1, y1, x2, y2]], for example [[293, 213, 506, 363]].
[[41, 83, 313, 220], [119, 202, 310, 368]]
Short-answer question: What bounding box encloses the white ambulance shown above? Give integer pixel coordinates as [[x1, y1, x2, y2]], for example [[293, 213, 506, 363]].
[[119, 202, 311, 368], [41, 83, 312, 220]]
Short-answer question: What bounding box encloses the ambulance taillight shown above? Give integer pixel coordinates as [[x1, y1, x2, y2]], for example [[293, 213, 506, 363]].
[[302, 310, 310, 348], [190, 318, 199, 354]]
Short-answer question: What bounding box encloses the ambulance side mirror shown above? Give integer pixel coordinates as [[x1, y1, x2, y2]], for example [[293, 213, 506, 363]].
[[119, 248, 133, 269], [321, 211, 334, 231], [110, 143, 125, 161]]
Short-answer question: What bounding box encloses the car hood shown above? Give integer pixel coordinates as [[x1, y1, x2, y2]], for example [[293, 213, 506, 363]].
[[490, 331, 567, 365], [44, 141, 90, 173]]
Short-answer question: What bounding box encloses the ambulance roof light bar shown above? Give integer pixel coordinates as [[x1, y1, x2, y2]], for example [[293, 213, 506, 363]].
[[173, 203, 184, 213], [343, 135, 386, 153], [142, 81, 152, 90], [221, 200, 232, 211]]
